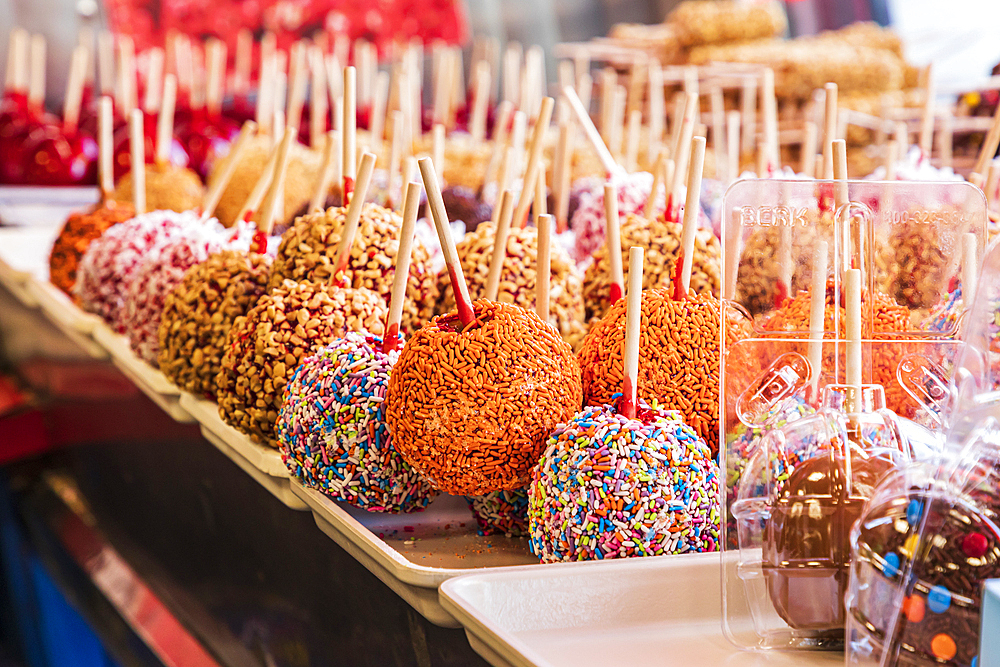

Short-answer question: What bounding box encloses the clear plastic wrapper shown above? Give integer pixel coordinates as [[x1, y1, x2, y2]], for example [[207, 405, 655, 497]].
[[721, 179, 985, 651]]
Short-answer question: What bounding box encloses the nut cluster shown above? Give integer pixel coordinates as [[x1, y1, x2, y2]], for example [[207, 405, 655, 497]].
[[435, 221, 587, 349], [269, 203, 436, 335], [217, 279, 387, 447], [386, 299, 583, 496], [49, 200, 134, 297], [583, 213, 721, 321], [158, 250, 273, 397]]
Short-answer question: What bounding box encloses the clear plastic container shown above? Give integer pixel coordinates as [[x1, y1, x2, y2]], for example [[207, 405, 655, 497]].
[[721, 179, 985, 651]]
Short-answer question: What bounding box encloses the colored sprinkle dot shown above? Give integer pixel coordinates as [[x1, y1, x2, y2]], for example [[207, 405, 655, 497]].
[[882, 552, 900, 578], [902, 533, 919, 558], [963, 532, 989, 559], [903, 595, 925, 623], [972, 656, 978, 667], [927, 586, 952, 614], [906, 499, 922, 525], [931, 634, 957, 661]]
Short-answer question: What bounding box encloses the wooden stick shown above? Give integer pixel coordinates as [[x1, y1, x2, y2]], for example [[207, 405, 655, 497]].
[[938, 111, 953, 170], [256, 53, 275, 136], [761, 68, 779, 174], [470, 60, 490, 143], [97, 31, 113, 96], [502, 43, 521, 107], [201, 121, 257, 218], [577, 72, 593, 115], [369, 71, 390, 156], [98, 96, 114, 198], [845, 267, 862, 413], [801, 121, 818, 177], [309, 46, 328, 150], [919, 64, 935, 158], [490, 147, 514, 225], [710, 85, 726, 180], [740, 77, 756, 156], [563, 85, 617, 174], [962, 232, 978, 312], [555, 121, 574, 233], [670, 93, 699, 213], [285, 43, 309, 133], [119, 36, 138, 117], [509, 111, 527, 183], [258, 128, 296, 234], [833, 139, 849, 208], [432, 123, 445, 186], [142, 47, 164, 113], [625, 108, 641, 173], [484, 190, 515, 300], [608, 85, 626, 161], [884, 140, 899, 180], [723, 207, 741, 301], [482, 100, 514, 191], [206, 39, 226, 119], [619, 245, 645, 420], [310, 130, 340, 213], [683, 66, 699, 98], [534, 167, 547, 225], [822, 82, 838, 179], [63, 46, 87, 135], [986, 160, 1000, 210], [343, 66, 357, 200], [433, 46, 452, 126], [420, 156, 476, 327], [643, 150, 666, 220], [679, 136, 707, 295], [236, 144, 280, 223], [895, 121, 908, 158], [383, 181, 421, 352], [647, 59, 665, 165], [604, 182, 625, 304], [234, 29, 252, 101], [808, 240, 828, 399], [974, 96, 1000, 177], [28, 33, 45, 112], [129, 109, 146, 214], [668, 91, 686, 159], [332, 152, 377, 273], [726, 111, 741, 182], [388, 112, 403, 207], [155, 74, 177, 166], [662, 158, 676, 209], [537, 213, 553, 322], [513, 96, 555, 227]]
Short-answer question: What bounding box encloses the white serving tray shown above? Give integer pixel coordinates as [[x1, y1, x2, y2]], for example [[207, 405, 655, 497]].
[[439, 554, 844, 667], [290, 480, 539, 628], [91, 322, 192, 423], [0, 185, 98, 227], [27, 278, 107, 359]]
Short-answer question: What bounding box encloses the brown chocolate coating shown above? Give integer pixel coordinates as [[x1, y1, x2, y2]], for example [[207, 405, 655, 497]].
[[764, 450, 893, 631]]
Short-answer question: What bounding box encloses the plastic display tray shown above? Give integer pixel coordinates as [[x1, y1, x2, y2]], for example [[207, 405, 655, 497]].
[[27, 278, 108, 359], [440, 554, 844, 667], [0, 185, 98, 227], [290, 481, 539, 628]]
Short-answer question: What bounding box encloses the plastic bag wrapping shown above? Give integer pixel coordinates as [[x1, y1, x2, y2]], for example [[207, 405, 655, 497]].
[[721, 179, 985, 651]]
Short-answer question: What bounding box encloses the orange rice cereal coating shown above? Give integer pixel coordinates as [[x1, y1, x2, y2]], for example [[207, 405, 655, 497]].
[[216, 279, 388, 447], [385, 300, 583, 496], [268, 203, 436, 335], [583, 213, 720, 321], [578, 289, 754, 455], [113, 163, 204, 213], [759, 281, 914, 416], [435, 221, 587, 348], [49, 200, 135, 297]]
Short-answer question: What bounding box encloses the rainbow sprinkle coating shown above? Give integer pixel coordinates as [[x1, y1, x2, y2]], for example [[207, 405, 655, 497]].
[[528, 401, 721, 563], [466, 488, 529, 537], [277, 331, 438, 513], [925, 282, 962, 334], [726, 395, 815, 494]]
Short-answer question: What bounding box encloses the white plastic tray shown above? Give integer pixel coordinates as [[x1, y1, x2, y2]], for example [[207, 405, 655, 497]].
[[27, 278, 108, 359], [440, 554, 844, 667], [91, 322, 192, 423], [290, 480, 538, 628]]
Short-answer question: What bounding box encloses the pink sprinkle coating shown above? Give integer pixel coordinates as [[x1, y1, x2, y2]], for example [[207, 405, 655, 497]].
[[122, 219, 256, 365], [75, 210, 198, 328], [569, 170, 655, 263]]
